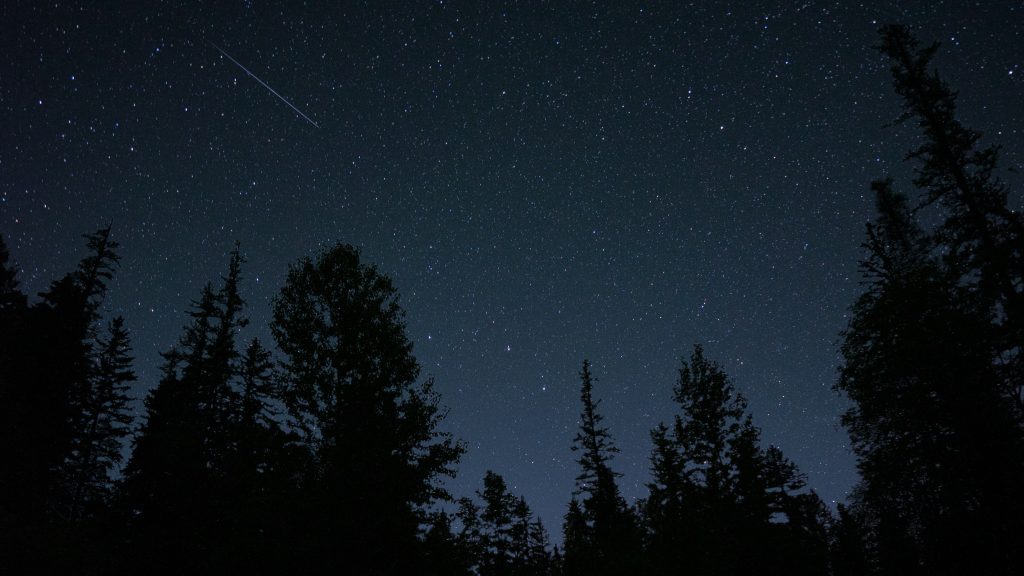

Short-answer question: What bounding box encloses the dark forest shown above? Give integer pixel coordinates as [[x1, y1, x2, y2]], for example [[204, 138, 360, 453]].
[[2, 24, 1022, 576]]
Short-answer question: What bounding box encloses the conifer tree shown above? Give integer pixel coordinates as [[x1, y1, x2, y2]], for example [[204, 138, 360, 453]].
[[119, 248, 252, 572], [479, 470, 517, 576], [526, 517, 553, 576], [0, 236, 25, 313], [63, 317, 135, 519], [561, 498, 588, 576], [837, 26, 1024, 574], [0, 228, 120, 524], [644, 345, 827, 576], [643, 346, 747, 575], [879, 27, 1024, 405], [0, 229, 124, 571], [462, 471, 550, 576], [566, 360, 639, 576], [270, 243, 463, 573], [422, 511, 473, 576], [456, 496, 486, 568]]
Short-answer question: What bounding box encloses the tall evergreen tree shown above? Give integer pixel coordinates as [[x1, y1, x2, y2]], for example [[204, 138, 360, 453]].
[[270, 243, 463, 574], [478, 470, 517, 576], [460, 471, 551, 576], [119, 248, 252, 573], [879, 27, 1024, 412], [565, 360, 640, 576], [0, 228, 120, 521], [561, 498, 588, 576], [62, 317, 135, 519], [0, 229, 124, 572], [221, 336, 300, 569], [0, 236, 26, 313], [422, 510, 474, 576], [526, 517, 553, 576], [643, 345, 747, 575], [837, 26, 1024, 575], [644, 345, 827, 576]]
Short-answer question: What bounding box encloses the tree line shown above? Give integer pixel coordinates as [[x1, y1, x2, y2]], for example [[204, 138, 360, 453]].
[[0, 25, 1021, 575]]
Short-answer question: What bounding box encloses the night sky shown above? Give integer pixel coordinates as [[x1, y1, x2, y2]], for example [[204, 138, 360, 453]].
[[2, 1, 1022, 534]]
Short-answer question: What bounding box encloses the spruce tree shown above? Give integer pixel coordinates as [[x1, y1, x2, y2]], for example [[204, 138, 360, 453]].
[[63, 317, 135, 519], [560, 498, 588, 576], [479, 470, 517, 576], [422, 511, 473, 576], [1, 228, 120, 522], [526, 517, 553, 576], [566, 360, 639, 576], [830, 504, 870, 576], [119, 248, 252, 572], [270, 243, 463, 574], [0, 229, 124, 571], [836, 26, 1024, 574], [644, 345, 827, 576], [879, 27, 1024, 399], [0, 236, 26, 313], [462, 471, 550, 576]]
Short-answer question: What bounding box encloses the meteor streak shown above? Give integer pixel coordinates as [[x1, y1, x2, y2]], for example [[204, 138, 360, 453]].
[[211, 42, 319, 128]]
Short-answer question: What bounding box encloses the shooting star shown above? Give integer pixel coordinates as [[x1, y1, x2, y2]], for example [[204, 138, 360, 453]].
[[211, 42, 319, 128]]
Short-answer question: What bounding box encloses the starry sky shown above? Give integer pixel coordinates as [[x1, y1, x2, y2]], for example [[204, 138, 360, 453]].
[[2, 1, 1022, 534]]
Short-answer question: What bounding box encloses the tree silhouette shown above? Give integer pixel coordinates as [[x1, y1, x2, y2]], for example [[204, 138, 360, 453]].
[[561, 498, 588, 576], [0, 228, 129, 572], [837, 26, 1024, 575], [880, 28, 1024, 405], [564, 360, 640, 576], [62, 317, 135, 519], [0, 236, 25, 314], [270, 242, 464, 574], [830, 503, 870, 576], [459, 471, 551, 576], [119, 248, 253, 573], [644, 345, 828, 576], [0, 227, 120, 521]]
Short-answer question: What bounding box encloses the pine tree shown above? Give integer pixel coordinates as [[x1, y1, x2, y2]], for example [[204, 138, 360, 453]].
[[462, 471, 550, 576], [63, 317, 135, 519], [566, 360, 639, 576], [479, 470, 517, 576], [0, 235, 26, 313], [643, 346, 747, 575], [456, 496, 486, 569], [879, 27, 1024, 399], [572, 360, 619, 497], [238, 338, 276, 431], [836, 26, 1024, 574], [270, 243, 463, 573], [71, 226, 120, 320], [422, 511, 473, 576], [644, 345, 827, 576], [642, 424, 687, 576], [0, 228, 120, 522], [119, 248, 252, 572], [0, 229, 124, 571], [561, 498, 588, 576], [526, 517, 552, 576]]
